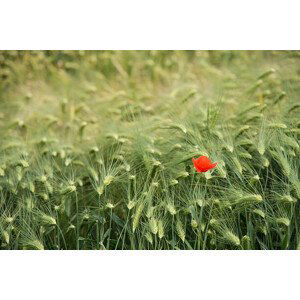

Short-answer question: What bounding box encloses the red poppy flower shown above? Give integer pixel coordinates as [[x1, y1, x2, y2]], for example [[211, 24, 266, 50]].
[[192, 156, 218, 173]]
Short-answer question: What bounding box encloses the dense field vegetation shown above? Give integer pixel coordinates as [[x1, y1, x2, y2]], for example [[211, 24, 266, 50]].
[[0, 50, 299, 250]]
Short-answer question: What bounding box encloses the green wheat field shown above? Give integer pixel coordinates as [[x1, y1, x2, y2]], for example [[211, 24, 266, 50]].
[[0, 50, 299, 250]]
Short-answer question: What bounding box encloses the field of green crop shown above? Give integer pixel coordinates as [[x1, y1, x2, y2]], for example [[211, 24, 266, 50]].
[[0, 50, 299, 250]]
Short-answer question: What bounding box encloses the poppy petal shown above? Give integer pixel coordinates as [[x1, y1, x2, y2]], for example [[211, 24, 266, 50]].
[[210, 162, 218, 169], [192, 156, 218, 173]]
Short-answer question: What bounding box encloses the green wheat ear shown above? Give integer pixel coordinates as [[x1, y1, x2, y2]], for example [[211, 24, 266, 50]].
[[232, 156, 243, 174], [270, 150, 291, 176], [145, 232, 153, 245], [127, 201, 136, 210], [282, 135, 299, 150], [258, 68, 275, 80], [26, 240, 44, 250], [1, 230, 10, 244], [149, 218, 158, 235], [238, 194, 263, 205], [268, 123, 287, 129], [276, 218, 290, 227], [241, 235, 251, 250], [257, 136, 266, 155], [191, 219, 198, 229], [176, 219, 185, 242], [223, 230, 240, 247], [166, 203, 176, 216], [278, 195, 296, 204], [60, 184, 76, 195], [158, 220, 164, 239], [261, 156, 270, 168], [39, 214, 56, 226], [132, 203, 144, 233], [273, 91, 286, 105], [253, 209, 265, 218]]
